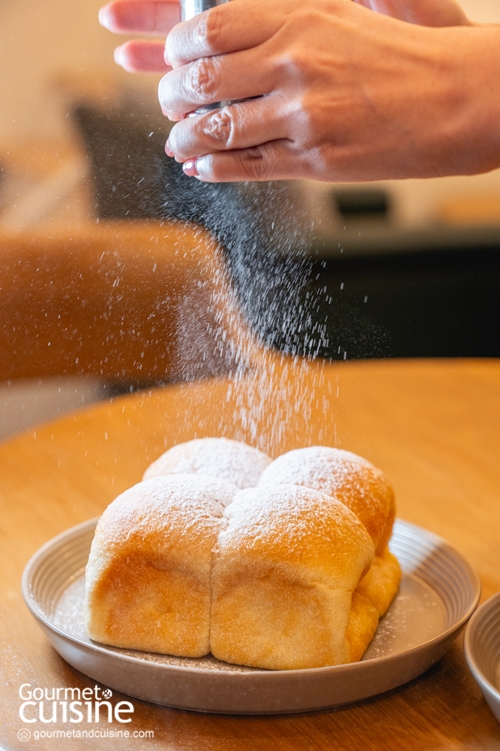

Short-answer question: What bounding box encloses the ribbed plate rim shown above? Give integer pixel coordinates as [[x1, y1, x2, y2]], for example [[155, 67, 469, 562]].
[[464, 591, 500, 702]]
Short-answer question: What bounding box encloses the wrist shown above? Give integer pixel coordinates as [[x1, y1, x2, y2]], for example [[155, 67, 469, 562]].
[[437, 25, 500, 176]]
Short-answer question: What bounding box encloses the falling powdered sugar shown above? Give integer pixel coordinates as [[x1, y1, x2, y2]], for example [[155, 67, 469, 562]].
[[156, 174, 334, 454]]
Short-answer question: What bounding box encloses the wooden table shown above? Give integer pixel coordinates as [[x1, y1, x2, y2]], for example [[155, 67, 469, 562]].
[[1, 358, 500, 749]]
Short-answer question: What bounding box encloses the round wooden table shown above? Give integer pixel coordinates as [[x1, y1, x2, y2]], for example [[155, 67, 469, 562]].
[[1, 358, 500, 749]]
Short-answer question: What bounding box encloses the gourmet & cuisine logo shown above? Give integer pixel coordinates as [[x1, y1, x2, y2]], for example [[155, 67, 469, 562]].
[[18, 683, 133, 724], [16, 683, 154, 743]]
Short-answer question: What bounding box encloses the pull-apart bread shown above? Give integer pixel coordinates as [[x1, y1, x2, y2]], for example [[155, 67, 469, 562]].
[[85, 439, 401, 669]]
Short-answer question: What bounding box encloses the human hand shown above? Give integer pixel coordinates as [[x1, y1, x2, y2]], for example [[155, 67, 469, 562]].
[[159, 0, 494, 182], [99, 0, 500, 185]]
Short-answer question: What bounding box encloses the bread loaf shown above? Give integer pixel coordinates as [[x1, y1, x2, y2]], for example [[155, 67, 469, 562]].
[[258, 447, 395, 553]]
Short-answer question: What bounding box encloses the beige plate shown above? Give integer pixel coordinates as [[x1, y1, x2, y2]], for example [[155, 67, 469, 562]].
[[464, 592, 500, 725], [22, 518, 480, 714]]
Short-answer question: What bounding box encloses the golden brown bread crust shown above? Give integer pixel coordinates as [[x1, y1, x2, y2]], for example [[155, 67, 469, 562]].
[[258, 446, 396, 554], [85, 474, 236, 657], [345, 591, 380, 663], [210, 485, 375, 669], [143, 437, 272, 490], [86, 443, 401, 669], [344, 547, 402, 662], [257, 448, 401, 639], [356, 546, 402, 617]]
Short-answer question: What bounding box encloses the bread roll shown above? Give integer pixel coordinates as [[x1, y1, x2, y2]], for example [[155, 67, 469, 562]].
[[143, 437, 272, 490], [258, 446, 400, 618], [210, 484, 378, 670], [85, 474, 237, 657], [258, 446, 395, 553]]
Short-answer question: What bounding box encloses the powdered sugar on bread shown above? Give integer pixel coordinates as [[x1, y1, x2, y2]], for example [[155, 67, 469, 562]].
[[85, 440, 401, 668], [143, 437, 272, 489], [258, 446, 395, 552]]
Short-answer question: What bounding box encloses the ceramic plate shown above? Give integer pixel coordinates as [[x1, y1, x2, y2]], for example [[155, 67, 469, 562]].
[[464, 592, 500, 725], [22, 518, 480, 714]]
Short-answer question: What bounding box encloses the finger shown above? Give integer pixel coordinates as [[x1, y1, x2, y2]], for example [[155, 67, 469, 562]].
[[115, 40, 169, 72], [166, 0, 289, 67], [158, 50, 275, 119], [181, 141, 309, 183], [99, 0, 179, 35], [166, 96, 287, 161]]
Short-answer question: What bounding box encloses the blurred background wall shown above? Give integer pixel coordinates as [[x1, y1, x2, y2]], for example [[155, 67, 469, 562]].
[[0, 0, 153, 142]]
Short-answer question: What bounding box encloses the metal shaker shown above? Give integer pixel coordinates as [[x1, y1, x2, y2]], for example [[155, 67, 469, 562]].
[[180, 0, 229, 22], [179, 0, 232, 113]]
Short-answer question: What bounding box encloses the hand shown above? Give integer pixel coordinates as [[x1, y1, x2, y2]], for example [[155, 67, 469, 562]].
[[159, 0, 500, 182], [100, 0, 500, 185]]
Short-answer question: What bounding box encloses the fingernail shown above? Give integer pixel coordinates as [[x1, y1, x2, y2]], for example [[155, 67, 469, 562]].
[[98, 6, 111, 28], [193, 156, 209, 180], [165, 139, 174, 157], [183, 160, 199, 177], [113, 45, 126, 68]]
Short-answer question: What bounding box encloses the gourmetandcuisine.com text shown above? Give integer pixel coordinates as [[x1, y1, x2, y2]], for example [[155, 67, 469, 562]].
[[31, 729, 154, 740]]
